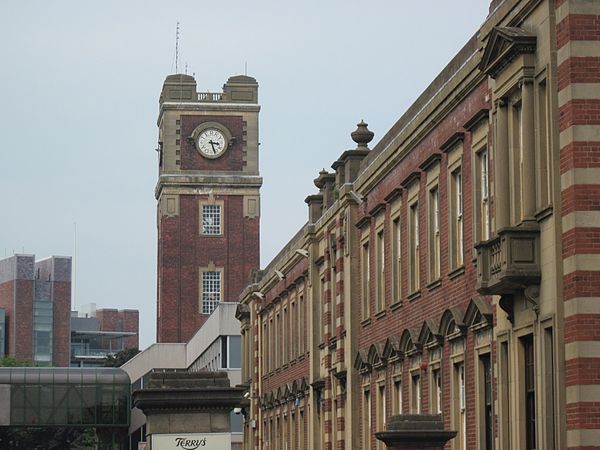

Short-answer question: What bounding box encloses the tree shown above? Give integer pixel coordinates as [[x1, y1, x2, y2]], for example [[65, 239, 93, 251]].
[[0, 426, 99, 449], [103, 347, 140, 367], [0, 356, 34, 367]]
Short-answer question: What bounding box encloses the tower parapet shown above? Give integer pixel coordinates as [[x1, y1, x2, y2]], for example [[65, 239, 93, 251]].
[[159, 74, 258, 106]]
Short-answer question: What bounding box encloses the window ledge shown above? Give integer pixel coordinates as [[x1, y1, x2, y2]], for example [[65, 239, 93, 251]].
[[407, 290, 421, 302], [361, 318, 372, 327], [426, 279, 442, 291], [390, 300, 403, 311], [375, 309, 387, 320], [448, 265, 465, 280]]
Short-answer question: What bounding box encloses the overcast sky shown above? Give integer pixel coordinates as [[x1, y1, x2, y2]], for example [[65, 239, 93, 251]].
[[0, 1, 491, 348]]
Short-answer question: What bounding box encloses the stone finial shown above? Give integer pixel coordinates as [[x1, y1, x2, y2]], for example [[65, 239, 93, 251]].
[[351, 120, 374, 149], [314, 168, 333, 188]]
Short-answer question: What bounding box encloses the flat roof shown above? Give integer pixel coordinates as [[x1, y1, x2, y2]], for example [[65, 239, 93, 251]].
[[0, 367, 130, 384]]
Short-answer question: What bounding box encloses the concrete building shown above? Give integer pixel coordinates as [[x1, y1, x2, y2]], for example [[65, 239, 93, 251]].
[[70, 303, 139, 367], [155, 73, 261, 343], [238, 1, 600, 449], [0, 254, 71, 367], [123, 302, 243, 450]]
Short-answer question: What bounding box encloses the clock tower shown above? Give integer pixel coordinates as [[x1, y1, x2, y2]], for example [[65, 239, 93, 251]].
[[155, 74, 261, 343]]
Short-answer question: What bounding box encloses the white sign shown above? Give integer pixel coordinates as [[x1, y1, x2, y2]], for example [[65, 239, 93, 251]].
[[151, 433, 231, 450]]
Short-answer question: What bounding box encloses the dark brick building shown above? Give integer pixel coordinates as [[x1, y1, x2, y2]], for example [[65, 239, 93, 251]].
[[155, 74, 261, 343], [238, 0, 600, 449], [0, 254, 71, 367]]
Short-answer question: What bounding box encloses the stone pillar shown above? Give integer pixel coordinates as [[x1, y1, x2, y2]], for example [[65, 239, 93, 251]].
[[494, 99, 510, 230], [133, 371, 248, 450], [520, 79, 536, 220], [305, 194, 324, 223], [314, 170, 337, 210], [375, 415, 456, 450]]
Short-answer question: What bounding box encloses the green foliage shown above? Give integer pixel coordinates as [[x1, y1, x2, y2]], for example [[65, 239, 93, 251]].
[[0, 427, 98, 449], [103, 347, 140, 367], [0, 356, 34, 367]]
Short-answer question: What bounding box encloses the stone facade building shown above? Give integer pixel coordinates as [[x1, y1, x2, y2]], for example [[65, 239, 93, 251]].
[[238, 0, 600, 449]]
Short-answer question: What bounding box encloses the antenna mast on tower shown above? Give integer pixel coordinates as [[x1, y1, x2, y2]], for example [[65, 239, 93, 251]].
[[175, 21, 180, 74]]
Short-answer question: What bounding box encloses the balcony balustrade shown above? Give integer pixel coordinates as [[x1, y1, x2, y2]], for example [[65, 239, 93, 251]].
[[475, 224, 541, 296]]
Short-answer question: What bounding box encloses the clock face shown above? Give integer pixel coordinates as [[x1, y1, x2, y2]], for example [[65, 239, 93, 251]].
[[197, 128, 227, 158]]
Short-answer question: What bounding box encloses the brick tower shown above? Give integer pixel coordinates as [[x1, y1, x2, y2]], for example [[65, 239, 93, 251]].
[[156, 74, 261, 343]]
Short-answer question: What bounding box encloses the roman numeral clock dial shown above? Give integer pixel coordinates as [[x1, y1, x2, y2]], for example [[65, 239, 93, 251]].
[[197, 128, 228, 158]]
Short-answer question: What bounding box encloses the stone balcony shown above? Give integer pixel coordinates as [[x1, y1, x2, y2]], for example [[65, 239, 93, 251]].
[[475, 224, 541, 296]]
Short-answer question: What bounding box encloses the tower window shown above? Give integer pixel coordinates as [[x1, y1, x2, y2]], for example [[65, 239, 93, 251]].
[[202, 271, 221, 314], [202, 204, 222, 235]]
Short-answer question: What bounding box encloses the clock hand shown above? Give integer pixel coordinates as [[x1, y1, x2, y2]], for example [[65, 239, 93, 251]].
[[209, 140, 217, 154]]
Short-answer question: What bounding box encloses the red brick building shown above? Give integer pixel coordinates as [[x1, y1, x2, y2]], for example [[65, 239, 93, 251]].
[[238, 1, 600, 449], [94, 308, 139, 351], [70, 303, 139, 367], [155, 74, 261, 343], [0, 254, 71, 367]]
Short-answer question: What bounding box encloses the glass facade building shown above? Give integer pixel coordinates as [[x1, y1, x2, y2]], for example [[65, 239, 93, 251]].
[[0, 367, 130, 428], [33, 300, 53, 366]]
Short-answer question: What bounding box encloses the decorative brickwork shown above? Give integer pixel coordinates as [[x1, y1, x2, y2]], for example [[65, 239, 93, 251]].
[[558, 1, 600, 448], [239, 1, 600, 449]]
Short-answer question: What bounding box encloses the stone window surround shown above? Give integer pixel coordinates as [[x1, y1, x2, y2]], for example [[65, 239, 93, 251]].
[[199, 265, 223, 315], [360, 235, 370, 321], [389, 197, 402, 307], [447, 143, 464, 273], [450, 336, 466, 450]]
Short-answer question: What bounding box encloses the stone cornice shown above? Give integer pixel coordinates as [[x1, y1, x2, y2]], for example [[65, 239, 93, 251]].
[[158, 102, 260, 125], [419, 153, 442, 171], [355, 214, 371, 229], [368, 202, 387, 217], [384, 188, 403, 203], [354, 35, 484, 196], [400, 171, 421, 189], [479, 26, 537, 78], [463, 108, 490, 131], [133, 388, 249, 413], [132, 372, 249, 414], [440, 132, 465, 152], [155, 174, 262, 198]]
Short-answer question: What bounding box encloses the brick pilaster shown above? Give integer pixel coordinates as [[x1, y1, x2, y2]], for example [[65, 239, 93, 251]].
[[557, 1, 600, 448]]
